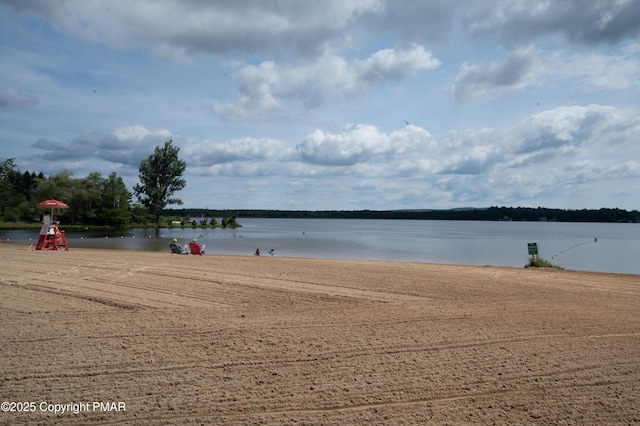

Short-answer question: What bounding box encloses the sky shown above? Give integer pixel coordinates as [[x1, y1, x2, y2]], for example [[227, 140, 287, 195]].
[[1, 0, 640, 211]]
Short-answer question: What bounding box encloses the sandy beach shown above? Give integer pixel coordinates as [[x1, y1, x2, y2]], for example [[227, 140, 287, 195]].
[[1, 243, 639, 425]]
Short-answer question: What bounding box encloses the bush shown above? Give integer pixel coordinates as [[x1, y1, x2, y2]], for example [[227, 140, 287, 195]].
[[526, 257, 563, 269]]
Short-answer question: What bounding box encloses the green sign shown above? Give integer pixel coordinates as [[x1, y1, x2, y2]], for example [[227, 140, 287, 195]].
[[528, 243, 538, 255]]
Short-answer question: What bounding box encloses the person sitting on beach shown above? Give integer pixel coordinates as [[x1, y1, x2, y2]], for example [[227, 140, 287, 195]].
[[169, 238, 187, 254], [189, 239, 205, 255], [255, 248, 260, 256]]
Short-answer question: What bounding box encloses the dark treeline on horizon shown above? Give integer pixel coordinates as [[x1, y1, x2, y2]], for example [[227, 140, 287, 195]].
[[164, 206, 640, 223]]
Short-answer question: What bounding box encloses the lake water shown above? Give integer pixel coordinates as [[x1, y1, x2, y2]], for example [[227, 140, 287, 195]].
[[2, 219, 638, 275]]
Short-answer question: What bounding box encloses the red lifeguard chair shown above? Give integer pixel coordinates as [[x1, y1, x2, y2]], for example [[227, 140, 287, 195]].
[[36, 199, 70, 251]]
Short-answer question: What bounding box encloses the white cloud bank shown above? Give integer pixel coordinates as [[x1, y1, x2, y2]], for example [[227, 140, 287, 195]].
[[25, 104, 640, 209]]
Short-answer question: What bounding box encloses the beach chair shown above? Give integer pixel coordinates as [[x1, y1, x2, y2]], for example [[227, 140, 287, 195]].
[[189, 241, 204, 255], [169, 242, 187, 254]]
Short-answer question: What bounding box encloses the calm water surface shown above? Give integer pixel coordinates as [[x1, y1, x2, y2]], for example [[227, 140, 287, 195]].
[[2, 219, 638, 275]]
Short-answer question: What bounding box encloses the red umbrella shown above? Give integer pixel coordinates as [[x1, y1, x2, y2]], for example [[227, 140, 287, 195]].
[[38, 199, 69, 217], [38, 199, 69, 209]]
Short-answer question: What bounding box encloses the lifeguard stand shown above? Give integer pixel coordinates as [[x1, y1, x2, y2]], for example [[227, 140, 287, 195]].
[[36, 222, 69, 251], [35, 199, 70, 251]]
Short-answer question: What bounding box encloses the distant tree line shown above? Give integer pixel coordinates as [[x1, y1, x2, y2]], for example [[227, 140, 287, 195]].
[[166, 206, 640, 223]]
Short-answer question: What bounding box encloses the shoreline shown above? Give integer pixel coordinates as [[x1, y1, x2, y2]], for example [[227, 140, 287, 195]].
[[2, 242, 639, 277]]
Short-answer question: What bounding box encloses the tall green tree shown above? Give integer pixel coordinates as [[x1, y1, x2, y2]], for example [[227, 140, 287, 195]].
[[32, 170, 74, 203], [0, 158, 20, 221], [67, 172, 104, 225], [100, 172, 132, 227], [133, 140, 186, 225]]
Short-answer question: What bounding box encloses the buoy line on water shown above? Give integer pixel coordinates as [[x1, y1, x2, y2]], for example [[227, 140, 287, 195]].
[[550, 238, 597, 259]]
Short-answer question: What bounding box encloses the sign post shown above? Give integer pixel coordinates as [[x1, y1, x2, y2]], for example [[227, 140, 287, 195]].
[[527, 243, 538, 262], [528, 242, 538, 262]]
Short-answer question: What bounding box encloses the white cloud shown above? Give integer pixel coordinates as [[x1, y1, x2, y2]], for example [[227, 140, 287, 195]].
[[465, 0, 640, 46], [213, 55, 349, 121], [183, 137, 291, 167], [549, 48, 640, 90], [0, 87, 38, 111], [453, 48, 538, 102], [511, 105, 624, 156], [214, 45, 440, 121], [454, 44, 640, 103], [353, 44, 441, 89], [29, 125, 174, 171], [108, 125, 172, 144], [297, 124, 392, 166]]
